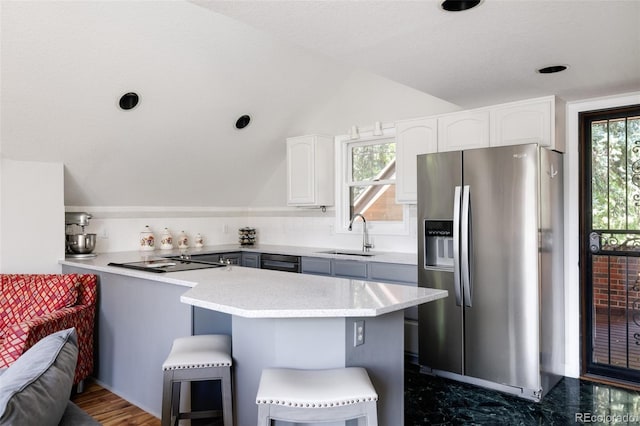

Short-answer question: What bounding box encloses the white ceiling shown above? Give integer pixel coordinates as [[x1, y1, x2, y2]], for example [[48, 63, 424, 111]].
[[1, 1, 456, 208], [3, 0, 639, 209], [194, 0, 640, 108]]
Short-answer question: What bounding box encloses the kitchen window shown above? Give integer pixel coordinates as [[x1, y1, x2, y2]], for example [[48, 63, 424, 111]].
[[336, 128, 409, 235]]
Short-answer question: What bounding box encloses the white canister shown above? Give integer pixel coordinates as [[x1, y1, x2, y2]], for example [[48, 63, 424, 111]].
[[194, 233, 204, 248], [178, 231, 188, 249], [139, 226, 155, 251], [160, 228, 174, 250]]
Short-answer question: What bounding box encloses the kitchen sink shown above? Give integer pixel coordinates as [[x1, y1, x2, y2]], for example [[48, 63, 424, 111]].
[[317, 249, 376, 257]]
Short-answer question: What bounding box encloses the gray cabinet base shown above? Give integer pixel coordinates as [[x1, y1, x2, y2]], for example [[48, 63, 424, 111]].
[[232, 311, 405, 426]]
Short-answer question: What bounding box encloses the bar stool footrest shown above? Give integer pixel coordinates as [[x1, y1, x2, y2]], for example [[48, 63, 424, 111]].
[[177, 409, 223, 420]]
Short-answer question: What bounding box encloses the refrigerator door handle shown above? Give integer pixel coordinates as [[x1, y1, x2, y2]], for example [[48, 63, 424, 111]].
[[461, 185, 472, 307], [453, 186, 462, 306]]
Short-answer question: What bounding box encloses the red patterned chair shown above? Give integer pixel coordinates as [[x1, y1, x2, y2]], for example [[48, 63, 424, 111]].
[[0, 274, 97, 386]]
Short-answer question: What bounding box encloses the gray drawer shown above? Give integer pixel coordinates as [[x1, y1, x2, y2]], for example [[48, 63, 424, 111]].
[[301, 257, 332, 276], [192, 252, 242, 265], [242, 253, 261, 268], [220, 252, 242, 265], [368, 262, 416, 284], [188, 254, 222, 263], [333, 260, 368, 279]]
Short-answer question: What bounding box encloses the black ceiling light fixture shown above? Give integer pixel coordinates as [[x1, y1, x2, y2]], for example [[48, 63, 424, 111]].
[[537, 65, 568, 74], [235, 114, 251, 129], [441, 0, 481, 12], [119, 92, 139, 110]]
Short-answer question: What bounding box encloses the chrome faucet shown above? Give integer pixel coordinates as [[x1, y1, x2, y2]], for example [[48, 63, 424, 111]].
[[348, 213, 373, 252]]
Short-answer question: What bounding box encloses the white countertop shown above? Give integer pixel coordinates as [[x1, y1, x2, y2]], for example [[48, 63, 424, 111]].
[[60, 251, 202, 287], [180, 266, 447, 318], [60, 247, 445, 319], [59, 244, 417, 287]]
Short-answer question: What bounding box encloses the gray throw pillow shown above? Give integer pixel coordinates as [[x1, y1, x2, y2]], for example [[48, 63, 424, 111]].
[[0, 328, 78, 426]]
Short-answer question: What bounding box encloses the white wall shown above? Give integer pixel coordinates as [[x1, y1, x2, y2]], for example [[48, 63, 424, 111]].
[[298, 69, 461, 136], [564, 91, 640, 378], [249, 70, 460, 207], [77, 210, 243, 253], [76, 205, 418, 254]]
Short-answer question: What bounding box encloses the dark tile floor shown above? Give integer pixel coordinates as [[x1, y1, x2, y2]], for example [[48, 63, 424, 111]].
[[405, 363, 640, 425]]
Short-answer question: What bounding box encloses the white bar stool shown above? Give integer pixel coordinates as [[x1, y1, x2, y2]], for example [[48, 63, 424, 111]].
[[255, 367, 378, 426], [161, 334, 233, 426]]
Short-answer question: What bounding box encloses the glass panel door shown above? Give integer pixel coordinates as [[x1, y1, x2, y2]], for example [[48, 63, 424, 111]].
[[583, 106, 640, 381]]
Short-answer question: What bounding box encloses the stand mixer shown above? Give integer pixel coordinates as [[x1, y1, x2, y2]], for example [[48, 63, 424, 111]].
[[65, 212, 97, 258]]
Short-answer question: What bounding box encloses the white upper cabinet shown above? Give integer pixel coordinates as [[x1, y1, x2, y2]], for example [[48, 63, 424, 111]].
[[395, 117, 438, 204], [1, 159, 64, 273], [490, 96, 565, 151], [437, 110, 490, 152], [390, 96, 565, 205], [286, 134, 334, 207]]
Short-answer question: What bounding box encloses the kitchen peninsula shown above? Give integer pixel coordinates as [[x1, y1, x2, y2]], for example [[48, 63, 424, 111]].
[[61, 249, 447, 425]]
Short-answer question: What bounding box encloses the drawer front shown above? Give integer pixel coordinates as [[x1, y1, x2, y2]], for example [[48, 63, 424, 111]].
[[242, 253, 261, 268], [301, 257, 332, 276], [368, 262, 416, 284], [333, 260, 368, 279], [220, 252, 242, 265], [189, 254, 223, 263]]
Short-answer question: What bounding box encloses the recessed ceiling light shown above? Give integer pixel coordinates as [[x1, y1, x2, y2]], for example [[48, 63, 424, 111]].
[[119, 92, 139, 110], [235, 115, 251, 129], [441, 0, 481, 12], [537, 65, 568, 74]]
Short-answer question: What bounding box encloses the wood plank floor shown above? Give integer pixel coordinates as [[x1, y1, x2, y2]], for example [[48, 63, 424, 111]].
[[71, 380, 160, 426]]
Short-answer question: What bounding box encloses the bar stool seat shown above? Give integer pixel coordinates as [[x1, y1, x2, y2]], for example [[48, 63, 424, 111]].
[[162, 334, 233, 426], [256, 367, 378, 426]]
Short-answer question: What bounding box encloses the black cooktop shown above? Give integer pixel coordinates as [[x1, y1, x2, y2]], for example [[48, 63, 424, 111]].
[[108, 258, 225, 273]]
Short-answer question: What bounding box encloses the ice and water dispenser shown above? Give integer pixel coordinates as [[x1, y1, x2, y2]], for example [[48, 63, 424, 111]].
[[424, 220, 454, 269]]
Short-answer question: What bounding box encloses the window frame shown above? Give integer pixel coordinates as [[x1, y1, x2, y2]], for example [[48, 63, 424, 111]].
[[334, 127, 410, 236]]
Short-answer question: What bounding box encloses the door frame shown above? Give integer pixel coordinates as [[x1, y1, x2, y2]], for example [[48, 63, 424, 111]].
[[579, 104, 640, 381]]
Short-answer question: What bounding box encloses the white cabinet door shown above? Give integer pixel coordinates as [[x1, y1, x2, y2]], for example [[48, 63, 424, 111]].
[[395, 117, 437, 204], [438, 110, 490, 152], [490, 97, 552, 147], [1, 159, 64, 273], [286, 135, 334, 206]]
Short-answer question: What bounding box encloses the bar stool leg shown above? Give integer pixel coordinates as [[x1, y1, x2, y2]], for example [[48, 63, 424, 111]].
[[221, 367, 233, 426], [171, 382, 182, 425], [364, 401, 378, 426], [161, 371, 173, 426], [257, 404, 270, 426]]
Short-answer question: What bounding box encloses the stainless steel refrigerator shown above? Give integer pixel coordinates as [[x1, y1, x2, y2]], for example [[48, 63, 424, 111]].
[[417, 143, 565, 401]]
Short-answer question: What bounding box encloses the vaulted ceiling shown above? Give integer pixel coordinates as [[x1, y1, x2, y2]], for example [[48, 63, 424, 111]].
[[196, 0, 640, 108], [2, 1, 638, 209]]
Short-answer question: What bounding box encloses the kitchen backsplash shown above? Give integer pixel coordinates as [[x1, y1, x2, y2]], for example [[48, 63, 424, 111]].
[[81, 207, 418, 254]]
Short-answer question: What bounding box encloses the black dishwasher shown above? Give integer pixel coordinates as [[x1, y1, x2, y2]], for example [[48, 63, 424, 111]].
[[260, 253, 301, 273]]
